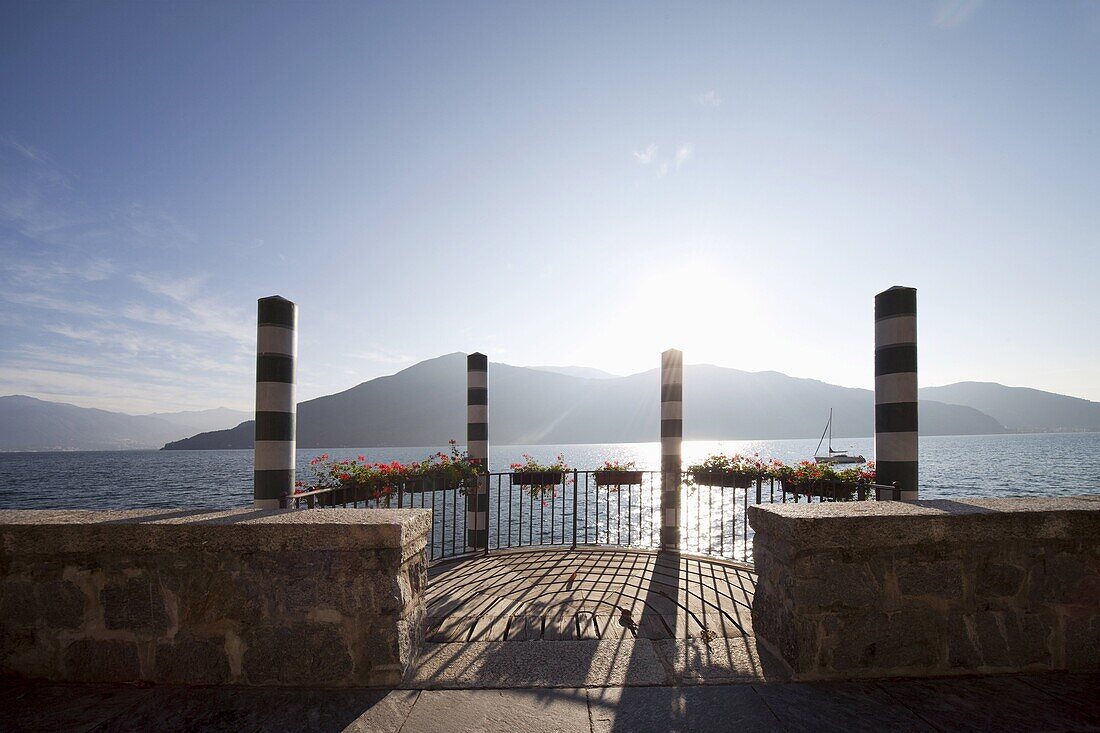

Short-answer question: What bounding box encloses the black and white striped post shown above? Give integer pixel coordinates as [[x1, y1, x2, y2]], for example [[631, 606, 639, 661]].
[[466, 353, 489, 550], [660, 348, 683, 549], [874, 286, 918, 500], [253, 296, 297, 509]]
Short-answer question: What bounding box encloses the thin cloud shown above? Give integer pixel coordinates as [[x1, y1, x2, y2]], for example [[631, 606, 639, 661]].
[[632, 144, 657, 165], [129, 272, 253, 346], [2, 258, 116, 283], [696, 90, 721, 107], [0, 134, 53, 166], [0, 139, 254, 412], [675, 144, 693, 168], [935, 0, 983, 29]]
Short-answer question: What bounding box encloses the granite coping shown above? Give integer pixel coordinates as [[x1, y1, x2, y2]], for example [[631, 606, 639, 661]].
[[0, 508, 433, 555], [748, 495, 1100, 549]]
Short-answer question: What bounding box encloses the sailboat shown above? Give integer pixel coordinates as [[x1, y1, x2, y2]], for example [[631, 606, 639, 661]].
[[814, 409, 865, 465]]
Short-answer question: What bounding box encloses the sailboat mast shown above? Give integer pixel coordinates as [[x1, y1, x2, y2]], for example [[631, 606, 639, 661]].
[[814, 412, 830, 457], [828, 408, 833, 453]]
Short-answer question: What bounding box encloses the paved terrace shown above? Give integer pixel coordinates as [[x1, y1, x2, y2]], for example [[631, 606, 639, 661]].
[[413, 548, 766, 688]]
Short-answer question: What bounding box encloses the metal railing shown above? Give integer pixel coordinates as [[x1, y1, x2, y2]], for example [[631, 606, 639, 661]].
[[293, 471, 899, 564], [293, 478, 469, 562], [488, 470, 662, 552]]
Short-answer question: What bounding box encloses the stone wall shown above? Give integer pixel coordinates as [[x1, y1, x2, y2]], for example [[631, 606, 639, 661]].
[[749, 496, 1100, 680], [0, 508, 431, 686]]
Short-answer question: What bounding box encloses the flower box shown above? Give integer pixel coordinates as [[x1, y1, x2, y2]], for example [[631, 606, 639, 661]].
[[818, 479, 858, 500], [593, 470, 644, 487], [780, 477, 805, 494], [781, 478, 862, 501], [315, 483, 394, 506], [691, 471, 754, 489], [511, 471, 564, 486], [402, 476, 466, 493]]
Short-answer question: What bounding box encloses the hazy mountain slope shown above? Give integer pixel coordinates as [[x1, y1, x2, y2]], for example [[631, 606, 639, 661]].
[[163, 354, 1007, 450], [0, 395, 190, 451], [145, 407, 251, 433], [920, 382, 1100, 433], [529, 366, 620, 379]]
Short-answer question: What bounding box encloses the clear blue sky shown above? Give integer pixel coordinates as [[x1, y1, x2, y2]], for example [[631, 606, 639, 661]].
[[2, 1, 1098, 413]]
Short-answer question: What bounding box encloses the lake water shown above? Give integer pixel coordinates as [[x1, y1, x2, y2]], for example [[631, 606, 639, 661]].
[[2, 432, 1097, 510]]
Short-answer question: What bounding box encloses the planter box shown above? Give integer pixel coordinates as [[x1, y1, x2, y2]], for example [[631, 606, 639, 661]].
[[316, 484, 393, 507], [511, 471, 564, 486], [780, 478, 862, 501], [691, 471, 754, 489], [402, 477, 466, 493], [593, 470, 644, 487]]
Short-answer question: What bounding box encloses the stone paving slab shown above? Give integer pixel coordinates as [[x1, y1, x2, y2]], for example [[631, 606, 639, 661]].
[[0, 683, 151, 733], [588, 685, 784, 733], [409, 636, 784, 690], [2, 674, 1099, 732], [872, 675, 1100, 733], [750, 680, 932, 733], [0, 685, 420, 733], [655, 638, 771, 684], [405, 639, 671, 689], [401, 688, 591, 733]]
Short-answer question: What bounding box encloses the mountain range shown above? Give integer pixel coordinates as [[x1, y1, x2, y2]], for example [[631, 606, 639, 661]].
[[0, 396, 249, 451], [4, 355, 1097, 452], [159, 353, 1099, 451]]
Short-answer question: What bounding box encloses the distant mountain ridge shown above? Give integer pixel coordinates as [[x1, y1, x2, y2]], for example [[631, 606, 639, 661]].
[[0, 396, 248, 451], [919, 382, 1100, 433], [8, 358, 1095, 453], [163, 354, 1022, 451], [145, 407, 251, 434], [529, 366, 620, 379]]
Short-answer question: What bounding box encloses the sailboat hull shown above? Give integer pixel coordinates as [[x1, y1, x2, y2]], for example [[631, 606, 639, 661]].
[[815, 454, 866, 465]]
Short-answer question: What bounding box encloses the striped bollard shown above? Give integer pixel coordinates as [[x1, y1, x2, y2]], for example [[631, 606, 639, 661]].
[[466, 353, 489, 550], [874, 286, 918, 500], [660, 348, 683, 550], [254, 296, 297, 509]]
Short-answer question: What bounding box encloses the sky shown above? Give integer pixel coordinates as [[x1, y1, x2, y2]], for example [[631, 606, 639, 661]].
[[1, 0, 1099, 414]]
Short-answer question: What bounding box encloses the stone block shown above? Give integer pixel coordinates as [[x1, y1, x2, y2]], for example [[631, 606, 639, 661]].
[[1063, 612, 1100, 670], [178, 568, 271, 625], [63, 639, 140, 682], [242, 624, 354, 685], [366, 570, 412, 614], [154, 639, 231, 684], [750, 583, 799, 669], [38, 580, 86, 629], [828, 609, 941, 672], [976, 561, 1025, 598], [0, 578, 84, 631], [791, 560, 883, 610], [0, 580, 37, 627], [948, 611, 1052, 669], [102, 576, 169, 632], [896, 560, 963, 600], [1026, 549, 1100, 607]]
